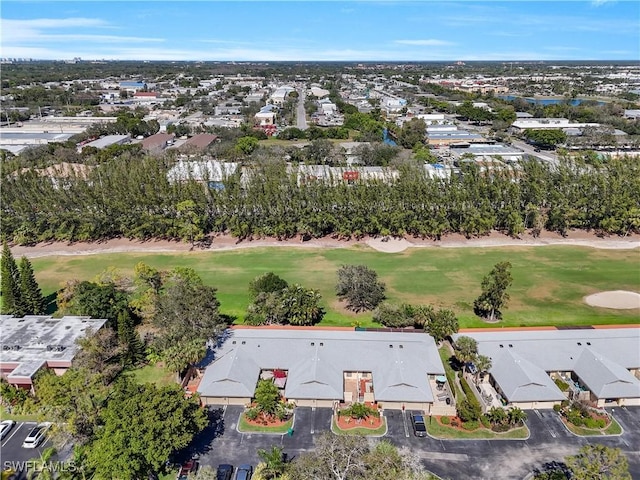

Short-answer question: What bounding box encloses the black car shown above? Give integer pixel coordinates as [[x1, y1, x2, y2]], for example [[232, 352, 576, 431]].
[[216, 464, 234, 480], [411, 414, 427, 437], [235, 464, 253, 480]]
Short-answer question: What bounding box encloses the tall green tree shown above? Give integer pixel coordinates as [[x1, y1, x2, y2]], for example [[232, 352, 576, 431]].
[[257, 446, 288, 480], [117, 309, 145, 367], [454, 336, 478, 366], [249, 272, 288, 298], [336, 265, 386, 313], [87, 380, 207, 480], [565, 445, 631, 480], [1, 240, 21, 315], [473, 261, 513, 322], [18, 256, 46, 315], [153, 277, 225, 349]]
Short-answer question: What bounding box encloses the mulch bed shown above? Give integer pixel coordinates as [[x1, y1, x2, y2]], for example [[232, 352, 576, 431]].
[[243, 412, 290, 428], [335, 415, 384, 430]]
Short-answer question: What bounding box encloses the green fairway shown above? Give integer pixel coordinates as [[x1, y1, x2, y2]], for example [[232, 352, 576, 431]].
[[31, 246, 640, 328]]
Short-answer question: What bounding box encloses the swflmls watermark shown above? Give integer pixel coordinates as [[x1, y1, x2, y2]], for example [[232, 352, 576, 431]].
[[3, 460, 78, 473]]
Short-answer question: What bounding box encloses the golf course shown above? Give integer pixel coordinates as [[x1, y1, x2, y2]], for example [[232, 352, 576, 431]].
[[29, 244, 640, 328]]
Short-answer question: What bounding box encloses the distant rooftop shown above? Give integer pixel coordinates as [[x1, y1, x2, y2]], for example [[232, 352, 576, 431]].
[[0, 315, 108, 381]]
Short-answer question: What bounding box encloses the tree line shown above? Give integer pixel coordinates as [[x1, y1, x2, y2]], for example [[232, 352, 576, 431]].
[[2, 152, 639, 245]]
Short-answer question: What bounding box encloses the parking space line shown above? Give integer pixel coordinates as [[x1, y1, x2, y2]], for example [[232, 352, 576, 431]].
[[402, 411, 409, 438], [310, 407, 315, 434], [1, 422, 25, 447]]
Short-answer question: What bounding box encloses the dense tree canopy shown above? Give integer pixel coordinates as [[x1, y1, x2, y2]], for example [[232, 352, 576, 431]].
[[2, 155, 640, 244], [336, 265, 386, 313], [87, 380, 208, 480]]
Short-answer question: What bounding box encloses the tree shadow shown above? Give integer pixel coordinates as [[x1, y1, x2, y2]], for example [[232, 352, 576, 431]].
[[44, 292, 58, 315], [532, 461, 571, 480], [179, 406, 226, 461]]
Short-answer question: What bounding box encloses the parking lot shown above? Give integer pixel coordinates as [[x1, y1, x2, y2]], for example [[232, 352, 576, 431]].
[[1, 421, 55, 478], [2, 407, 637, 479], [187, 406, 640, 480]]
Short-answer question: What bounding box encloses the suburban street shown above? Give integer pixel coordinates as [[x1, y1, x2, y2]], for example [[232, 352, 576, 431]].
[[182, 405, 640, 480], [296, 88, 308, 130]]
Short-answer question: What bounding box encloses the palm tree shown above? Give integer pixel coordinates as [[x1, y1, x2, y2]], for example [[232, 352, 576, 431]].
[[257, 445, 287, 480], [454, 336, 478, 367], [474, 354, 492, 384], [486, 407, 507, 427], [508, 407, 527, 426], [27, 447, 57, 480]]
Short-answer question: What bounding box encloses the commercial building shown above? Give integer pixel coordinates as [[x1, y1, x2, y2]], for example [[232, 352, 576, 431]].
[[80, 134, 131, 150], [452, 327, 640, 410], [0, 315, 108, 391], [198, 328, 455, 414], [511, 118, 600, 132]]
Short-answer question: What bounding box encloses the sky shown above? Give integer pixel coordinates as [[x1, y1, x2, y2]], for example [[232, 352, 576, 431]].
[[1, 1, 639, 62]]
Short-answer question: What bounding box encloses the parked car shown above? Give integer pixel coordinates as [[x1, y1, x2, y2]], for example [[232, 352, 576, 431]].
[[411, 414, 427, 437], [235, 464, 253, 480], [0, 420, 16, 440], [177, 459, 199, 479], [22, 422, 51, 448], [216, 464, 234, 480]]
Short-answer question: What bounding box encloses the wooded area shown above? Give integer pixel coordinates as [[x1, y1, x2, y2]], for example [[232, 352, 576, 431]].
[[2, 154, 639, 245]]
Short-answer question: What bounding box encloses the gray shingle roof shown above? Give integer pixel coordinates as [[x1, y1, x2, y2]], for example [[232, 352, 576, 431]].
[[490, 350, 565, 402], [198, 329, 445, 403], [453, 328, 640, 402]]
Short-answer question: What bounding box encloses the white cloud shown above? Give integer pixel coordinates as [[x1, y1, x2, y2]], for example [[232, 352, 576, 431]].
[[394, 39, 455, 46], [0, 17, 162, 46]]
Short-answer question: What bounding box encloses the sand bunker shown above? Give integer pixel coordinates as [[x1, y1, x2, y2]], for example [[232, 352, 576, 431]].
[[366, 237, 413, 253], [584, 291, 640, 310]]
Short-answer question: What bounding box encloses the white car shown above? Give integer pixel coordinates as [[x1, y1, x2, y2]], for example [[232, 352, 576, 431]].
[[0, 420, 16, 440], [22, 422, 51, 448]]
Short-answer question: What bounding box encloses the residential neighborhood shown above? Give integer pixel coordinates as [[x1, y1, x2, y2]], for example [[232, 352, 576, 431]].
[[1, 1, 640, 479]]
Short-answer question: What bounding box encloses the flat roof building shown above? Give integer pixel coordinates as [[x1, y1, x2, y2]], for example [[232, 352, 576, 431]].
[[81, 134, 130, 150], [0, 315, 108, 390]]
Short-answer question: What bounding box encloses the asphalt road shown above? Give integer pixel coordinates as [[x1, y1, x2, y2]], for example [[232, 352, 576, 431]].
[[190, 406, 640, 480], [295, 89, 308, 130]]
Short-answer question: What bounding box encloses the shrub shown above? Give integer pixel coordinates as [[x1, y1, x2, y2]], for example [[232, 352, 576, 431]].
[[245, 408, 259, 421], [451, 419, 459, 428], [553, 404, 562, 413], [440, 416, 451, 425], [457, 399, 482, 422], [554, 378, 570, 392], [462, 420, 479, 431], [583, 417, 606, 429], [561, 399, 569, 408], [480, 415, 491, 429]]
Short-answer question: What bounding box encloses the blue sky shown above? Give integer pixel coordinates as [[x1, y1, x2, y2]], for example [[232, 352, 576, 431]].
[[1, 1, 638, 61]]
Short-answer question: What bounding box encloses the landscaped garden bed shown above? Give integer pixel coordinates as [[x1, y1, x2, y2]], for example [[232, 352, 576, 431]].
[[429, 414, 529, 439], [555, 401, 622, 436], [237, 378, 295, 434], [332, 402, 387, 436]]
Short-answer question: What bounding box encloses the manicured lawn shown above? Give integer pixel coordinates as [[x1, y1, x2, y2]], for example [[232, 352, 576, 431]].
[[331, 416, 388, 436], [237, 413, 294, 434], [562, 417, 623, 436], [31, 246, 640, 328], [127, 363, 177, 387], [427, 419, 529, 439], [438, 345, 463, 401]]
